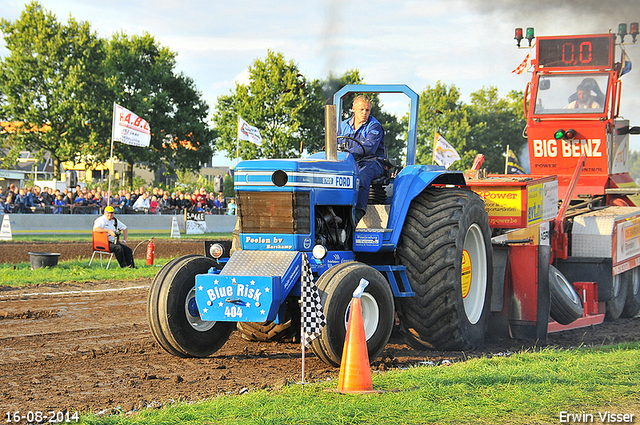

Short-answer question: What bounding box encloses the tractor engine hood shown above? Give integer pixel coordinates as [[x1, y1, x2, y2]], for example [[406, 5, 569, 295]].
[[233, 151, 360, 253], [234, 151, 359, 189]]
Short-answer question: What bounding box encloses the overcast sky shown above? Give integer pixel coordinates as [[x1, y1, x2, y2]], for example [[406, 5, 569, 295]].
[[2, 0, 640, 163]]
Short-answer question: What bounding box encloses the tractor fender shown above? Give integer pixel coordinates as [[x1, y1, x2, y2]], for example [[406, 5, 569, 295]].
[[386, 165, 467, 249]]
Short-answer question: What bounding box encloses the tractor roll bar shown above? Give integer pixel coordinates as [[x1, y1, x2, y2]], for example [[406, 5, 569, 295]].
[[333, 84, 419, 166]]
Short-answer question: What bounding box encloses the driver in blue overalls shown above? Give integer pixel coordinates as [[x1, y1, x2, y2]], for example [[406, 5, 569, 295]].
[[337, 94, 386, 224]]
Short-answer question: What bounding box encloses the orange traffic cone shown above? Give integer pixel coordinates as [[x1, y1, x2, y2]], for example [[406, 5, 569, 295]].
[[335, 279, 380, 394]]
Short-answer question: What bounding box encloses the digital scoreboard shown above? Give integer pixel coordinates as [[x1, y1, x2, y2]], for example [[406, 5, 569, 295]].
[[537, 34, 614, 69]]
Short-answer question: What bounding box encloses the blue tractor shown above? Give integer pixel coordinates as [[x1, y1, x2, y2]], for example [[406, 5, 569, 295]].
[[147, 85, 493, 366]]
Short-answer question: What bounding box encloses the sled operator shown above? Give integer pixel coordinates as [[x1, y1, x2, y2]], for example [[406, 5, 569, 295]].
[[93, 206, 135, 268]]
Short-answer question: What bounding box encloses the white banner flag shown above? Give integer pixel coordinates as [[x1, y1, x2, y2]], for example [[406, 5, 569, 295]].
[[112, 103, 151, 148], [433, 132, 460, 169], [237, 116, 262, 146]]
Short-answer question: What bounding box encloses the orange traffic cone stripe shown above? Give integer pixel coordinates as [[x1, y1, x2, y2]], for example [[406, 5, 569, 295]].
[[336, 298, 379, 394]]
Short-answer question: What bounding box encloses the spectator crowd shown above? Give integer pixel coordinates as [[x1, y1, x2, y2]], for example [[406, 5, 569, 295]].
[[0, 183, 236, 216]]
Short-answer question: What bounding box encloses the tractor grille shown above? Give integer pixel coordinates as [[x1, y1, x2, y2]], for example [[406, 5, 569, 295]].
[[237, 191, 310, 234]]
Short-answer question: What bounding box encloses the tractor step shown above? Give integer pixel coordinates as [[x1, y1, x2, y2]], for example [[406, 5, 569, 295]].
[[372, 265, 415, 297]]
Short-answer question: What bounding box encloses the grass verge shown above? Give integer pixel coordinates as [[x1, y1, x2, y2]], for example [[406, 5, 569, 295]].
[[79, 342, 640, 425], [0, 257, 170, 286], [9, 232, 232, 242]]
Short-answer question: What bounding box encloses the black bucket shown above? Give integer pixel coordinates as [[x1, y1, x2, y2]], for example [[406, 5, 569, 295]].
[[28, 252, 61, 269]]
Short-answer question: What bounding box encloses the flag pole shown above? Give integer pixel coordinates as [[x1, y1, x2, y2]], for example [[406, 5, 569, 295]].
[[301, 333, 306, 386], [236, 116, 240, 164], [504, 144, 510, 174], [300, 265, 307, 387], [108, 102, 116, 196], [432, 130, 437, 165]]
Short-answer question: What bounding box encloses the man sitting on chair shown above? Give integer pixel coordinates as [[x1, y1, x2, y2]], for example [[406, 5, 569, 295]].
[[93, 206, 135, 268]]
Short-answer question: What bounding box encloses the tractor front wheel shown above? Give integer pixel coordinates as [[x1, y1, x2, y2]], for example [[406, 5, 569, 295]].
[[147, 255, 235, 357], [310, 262, 394, 367]]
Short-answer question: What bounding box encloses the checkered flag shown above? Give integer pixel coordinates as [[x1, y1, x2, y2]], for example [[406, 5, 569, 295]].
[[300, 254, 326, 348]]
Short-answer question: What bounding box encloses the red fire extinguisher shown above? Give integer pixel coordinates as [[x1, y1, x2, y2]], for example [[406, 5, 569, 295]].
[[146, 238, 155, 265]]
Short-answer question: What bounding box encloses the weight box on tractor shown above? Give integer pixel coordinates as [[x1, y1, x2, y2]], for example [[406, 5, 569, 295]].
[[147, 26, 640, 367]]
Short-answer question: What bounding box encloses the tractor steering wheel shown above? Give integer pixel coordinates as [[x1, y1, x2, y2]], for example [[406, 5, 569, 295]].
[[337, 135, 366, 159]]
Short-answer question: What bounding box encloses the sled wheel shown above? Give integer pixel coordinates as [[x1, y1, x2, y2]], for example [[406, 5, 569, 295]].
[[549, 265, 583, 325], [310, 262, 394, 367], [396, 187, 493, 351], [605, 272, 628, 322], [236, 299, 299, 342], [621, 267, 640, 318], [148, 255, 235, 357]]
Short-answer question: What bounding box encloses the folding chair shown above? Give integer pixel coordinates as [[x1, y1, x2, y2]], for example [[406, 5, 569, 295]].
[[89, 231, 113, 269]]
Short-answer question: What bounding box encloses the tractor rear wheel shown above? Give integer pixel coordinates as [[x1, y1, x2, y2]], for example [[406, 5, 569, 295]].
[[396, 187, 492, 351], [147, 255, 235, 357], [310, 262, 395, 367], [621, 268, 640, 318]]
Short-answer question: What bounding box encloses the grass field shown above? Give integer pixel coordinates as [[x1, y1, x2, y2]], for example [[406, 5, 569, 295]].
[[0, 257, 165, 286], [78, 342, 639, 425], [9, 232, 233, 243]]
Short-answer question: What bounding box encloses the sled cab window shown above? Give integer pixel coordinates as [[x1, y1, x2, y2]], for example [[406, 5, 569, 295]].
[[533, 74, 608, 115]]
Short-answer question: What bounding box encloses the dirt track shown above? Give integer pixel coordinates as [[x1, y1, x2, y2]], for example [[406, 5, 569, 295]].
[[1, 241, 640, 416]]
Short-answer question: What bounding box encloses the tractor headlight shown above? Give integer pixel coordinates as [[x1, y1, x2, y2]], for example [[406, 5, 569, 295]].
[[312, 244, 328, 260], [208, 243, 224, 259]]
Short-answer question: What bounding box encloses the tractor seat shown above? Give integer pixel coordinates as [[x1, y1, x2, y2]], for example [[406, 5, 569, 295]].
[[369, 158, 398, 204], [371, 157, 398, 186]]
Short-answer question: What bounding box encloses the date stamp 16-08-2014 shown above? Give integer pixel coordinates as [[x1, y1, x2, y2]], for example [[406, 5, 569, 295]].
[[5, 410, 79, 424]]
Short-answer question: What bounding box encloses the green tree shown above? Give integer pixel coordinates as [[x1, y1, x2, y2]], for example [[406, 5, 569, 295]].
[[0, 2, 111, 179], [467, 87, 527, 173], [104, 32, 214, 186], [213, 50, 324, 161], [411, 82, 474, 169]]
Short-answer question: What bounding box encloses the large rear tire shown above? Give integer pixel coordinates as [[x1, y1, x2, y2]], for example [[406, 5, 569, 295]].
[[549, 265, 583, 325], [396, 187, 492, 351], [147, 255, 235, 358], [310, 262, 395, 367], [621, 268, 640, 318]]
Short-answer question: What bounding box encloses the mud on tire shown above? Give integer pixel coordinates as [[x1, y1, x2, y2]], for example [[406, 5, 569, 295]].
[[396, 187, 493, 351]]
